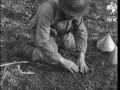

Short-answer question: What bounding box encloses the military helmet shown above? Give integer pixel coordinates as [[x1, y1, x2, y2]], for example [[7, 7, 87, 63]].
[[59, 0, 90, 17]]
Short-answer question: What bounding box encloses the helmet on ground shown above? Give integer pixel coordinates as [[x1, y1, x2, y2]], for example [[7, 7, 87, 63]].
[[59, 0, 90, 17]]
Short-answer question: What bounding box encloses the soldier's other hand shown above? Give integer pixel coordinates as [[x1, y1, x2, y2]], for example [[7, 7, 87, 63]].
[[77, 58, 89, 74], [59, 57, 79, 73]]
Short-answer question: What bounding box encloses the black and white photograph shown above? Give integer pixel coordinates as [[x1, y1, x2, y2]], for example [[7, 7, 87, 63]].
[[0, 0, 118, 90]]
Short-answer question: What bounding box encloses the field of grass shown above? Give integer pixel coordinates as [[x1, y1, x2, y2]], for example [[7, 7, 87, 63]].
[[0, 39, 118, 90], [0, 0, 118, 90]]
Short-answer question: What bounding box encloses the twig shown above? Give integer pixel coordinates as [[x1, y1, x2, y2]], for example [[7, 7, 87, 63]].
[[20, 71, 36, 75], [35, 63, 54, 69], [0, 61, 29, 67]]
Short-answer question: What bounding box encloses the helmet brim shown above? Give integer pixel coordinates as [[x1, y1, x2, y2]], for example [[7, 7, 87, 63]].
[[59, 2, 90, 17]]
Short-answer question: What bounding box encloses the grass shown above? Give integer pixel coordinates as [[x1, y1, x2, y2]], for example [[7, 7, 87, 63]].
[[0, 0, 118, 90], [0, 39, 118, 90]]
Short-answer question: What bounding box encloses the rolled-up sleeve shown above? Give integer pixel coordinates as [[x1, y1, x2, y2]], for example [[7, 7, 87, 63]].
[[35, 5, 62, 62], [72, 18, 88, 53]]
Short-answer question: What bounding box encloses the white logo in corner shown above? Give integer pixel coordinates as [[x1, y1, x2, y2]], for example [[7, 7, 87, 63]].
[[106, 2, 117, 15], [106, 2, 117, 22]]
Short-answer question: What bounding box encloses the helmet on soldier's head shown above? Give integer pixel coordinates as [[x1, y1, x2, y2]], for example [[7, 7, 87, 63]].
[[59, 0, 90, 17]]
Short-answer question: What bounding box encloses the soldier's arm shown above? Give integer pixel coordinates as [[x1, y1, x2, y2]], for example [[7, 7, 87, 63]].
[[72, 17, 88, 54], [72, 17, 89, 73], [35, 4, 63, 63]]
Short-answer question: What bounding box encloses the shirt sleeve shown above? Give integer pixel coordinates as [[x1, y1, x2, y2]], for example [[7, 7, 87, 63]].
[[35, 5, 62, 62], [72, 17, 88, 54]]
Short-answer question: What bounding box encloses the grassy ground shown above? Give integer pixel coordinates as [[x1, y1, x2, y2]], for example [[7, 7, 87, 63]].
[[0, 0, 118, 90], [0, 40, 118, 90]]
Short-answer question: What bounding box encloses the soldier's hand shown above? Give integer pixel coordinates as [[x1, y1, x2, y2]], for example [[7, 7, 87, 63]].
[[77, 56, 89, 74], [59, 57, 78, 73]]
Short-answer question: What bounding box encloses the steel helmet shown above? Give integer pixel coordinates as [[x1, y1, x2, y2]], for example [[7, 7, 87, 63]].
[[59, 0, 90, 17]]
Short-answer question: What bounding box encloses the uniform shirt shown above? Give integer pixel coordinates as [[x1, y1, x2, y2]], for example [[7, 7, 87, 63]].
[[30, 0, 88, 62]]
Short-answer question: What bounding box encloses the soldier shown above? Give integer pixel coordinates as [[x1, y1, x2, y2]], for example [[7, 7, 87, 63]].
[[23, 0, 89, 73]]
